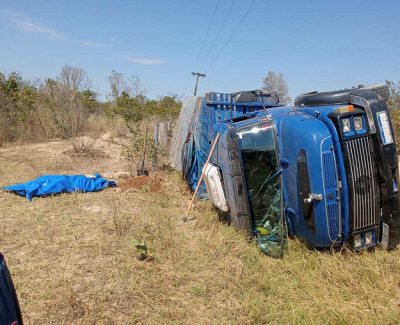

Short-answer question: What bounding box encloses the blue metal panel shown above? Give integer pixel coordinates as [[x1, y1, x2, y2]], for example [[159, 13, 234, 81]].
[[307, 106, 350, 242], [279, 113, 336, 248]]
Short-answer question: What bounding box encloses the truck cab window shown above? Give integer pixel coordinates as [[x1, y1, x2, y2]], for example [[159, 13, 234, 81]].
[[238, 124, 283, 256]]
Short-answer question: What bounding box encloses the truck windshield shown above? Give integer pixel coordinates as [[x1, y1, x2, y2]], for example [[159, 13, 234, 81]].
[[238, 123, 284, 256]]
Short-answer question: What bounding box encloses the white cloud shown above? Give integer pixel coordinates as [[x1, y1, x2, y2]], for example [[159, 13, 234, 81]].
[[123, 56, 164, 65], [78, 41, 107, 47], [3, 9, 108, 47], [3, 10, 63, 39]]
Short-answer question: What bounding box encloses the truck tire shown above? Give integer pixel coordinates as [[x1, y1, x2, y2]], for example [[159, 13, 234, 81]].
[[294, 85, 389, 106], [181, 137, 194, 182]]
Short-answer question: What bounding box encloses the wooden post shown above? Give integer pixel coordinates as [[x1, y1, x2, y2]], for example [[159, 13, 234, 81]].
[[141, 123, 147, 172], [183, 133, 220, 221]]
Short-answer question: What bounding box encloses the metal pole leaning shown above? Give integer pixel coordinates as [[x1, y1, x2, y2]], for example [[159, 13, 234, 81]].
[[192, 72, 206, 96], [183, 133, 220, 222]]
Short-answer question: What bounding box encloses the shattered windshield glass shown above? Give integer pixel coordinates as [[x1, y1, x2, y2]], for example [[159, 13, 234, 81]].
[[238, 122, 285, 257]]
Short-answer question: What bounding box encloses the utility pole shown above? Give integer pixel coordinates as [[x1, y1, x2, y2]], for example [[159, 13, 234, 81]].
[[192, 72, 206, 96]]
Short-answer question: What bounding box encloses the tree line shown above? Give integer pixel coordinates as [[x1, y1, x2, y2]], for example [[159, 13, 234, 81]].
[[1, 65, 398, 149], [0, 65, 182, 146]]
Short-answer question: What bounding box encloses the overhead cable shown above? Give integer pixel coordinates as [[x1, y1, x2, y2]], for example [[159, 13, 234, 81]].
[[205, 0, 257, 74], [193, 0, 221, 71], [198, 0, 237, 72]]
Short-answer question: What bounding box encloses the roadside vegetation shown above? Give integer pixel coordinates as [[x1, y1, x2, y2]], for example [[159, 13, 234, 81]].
[[0, 66, 181, 150], [1, 68, 400, 323]]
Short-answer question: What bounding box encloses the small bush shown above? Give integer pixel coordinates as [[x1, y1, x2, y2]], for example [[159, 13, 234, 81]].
[[70, 136, 97, 154], [113, 116, 130, 138]]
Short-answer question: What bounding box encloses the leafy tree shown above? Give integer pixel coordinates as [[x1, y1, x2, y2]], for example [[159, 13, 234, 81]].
[[261, 71, 292, 104], [81, 90, 98, 114], [112, 91, 143, 122], [147, 94, 181, 122], [0, 71, 38, 144]]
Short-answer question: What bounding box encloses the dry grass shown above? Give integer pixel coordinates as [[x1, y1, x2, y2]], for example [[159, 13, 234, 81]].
[[1, 138, 400, 324]]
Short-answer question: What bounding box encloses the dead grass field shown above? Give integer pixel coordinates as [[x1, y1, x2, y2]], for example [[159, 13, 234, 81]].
[[1, 137, 400, 324]]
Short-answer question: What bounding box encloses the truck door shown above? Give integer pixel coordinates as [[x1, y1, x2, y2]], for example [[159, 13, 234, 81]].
[[280, 114, 341, 248]]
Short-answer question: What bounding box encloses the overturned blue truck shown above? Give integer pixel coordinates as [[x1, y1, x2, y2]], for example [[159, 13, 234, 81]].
[[169, 85, 400, 257]]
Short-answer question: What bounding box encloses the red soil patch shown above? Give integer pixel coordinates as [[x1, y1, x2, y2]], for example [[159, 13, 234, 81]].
[[118, 176, 162, 193]]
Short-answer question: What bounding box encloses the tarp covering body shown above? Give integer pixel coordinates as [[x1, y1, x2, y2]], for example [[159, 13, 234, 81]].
[[169, 96, 200, 171], [188, 97, 211, 198], [1, 174, 116, 201]]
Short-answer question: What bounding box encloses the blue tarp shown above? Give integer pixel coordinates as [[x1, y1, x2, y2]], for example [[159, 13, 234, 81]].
[[178, 97, 209, 199], [189, 97, 209, 198], [1, 174, 116, 201]]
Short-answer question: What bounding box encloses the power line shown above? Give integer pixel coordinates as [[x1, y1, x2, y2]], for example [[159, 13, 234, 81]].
[[205, 0, 257, 74], [198, 0, 237, 72], [192, 0, 221, 71]]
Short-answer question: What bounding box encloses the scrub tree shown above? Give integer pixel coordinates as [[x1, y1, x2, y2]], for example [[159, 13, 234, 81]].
[[106, 70, 147, 106], [261, 71, 292, 105], [387, 80, 400, 152], [387, 80, 400, 111]]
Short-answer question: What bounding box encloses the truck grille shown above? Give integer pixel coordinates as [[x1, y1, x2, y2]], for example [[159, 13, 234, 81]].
[[343, 137, 379, 231]]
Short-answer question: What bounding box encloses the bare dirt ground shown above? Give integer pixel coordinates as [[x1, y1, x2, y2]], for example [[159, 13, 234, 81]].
[[1, 138, 400, 324], [118, 176, 163, 193]]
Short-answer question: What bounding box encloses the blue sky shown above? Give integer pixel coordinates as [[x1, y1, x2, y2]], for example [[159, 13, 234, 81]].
[[1, 0, 399, 101]]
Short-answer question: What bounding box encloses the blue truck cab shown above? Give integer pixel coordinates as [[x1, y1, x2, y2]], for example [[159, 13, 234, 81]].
[[177, 86, 400, 257]]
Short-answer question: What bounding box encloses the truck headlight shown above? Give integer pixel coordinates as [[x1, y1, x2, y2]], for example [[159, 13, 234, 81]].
[[354, 116, 363, 131], [342, 119, 351, 133], [354, 234, 362, 248], [365, 232, 373, 245]]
